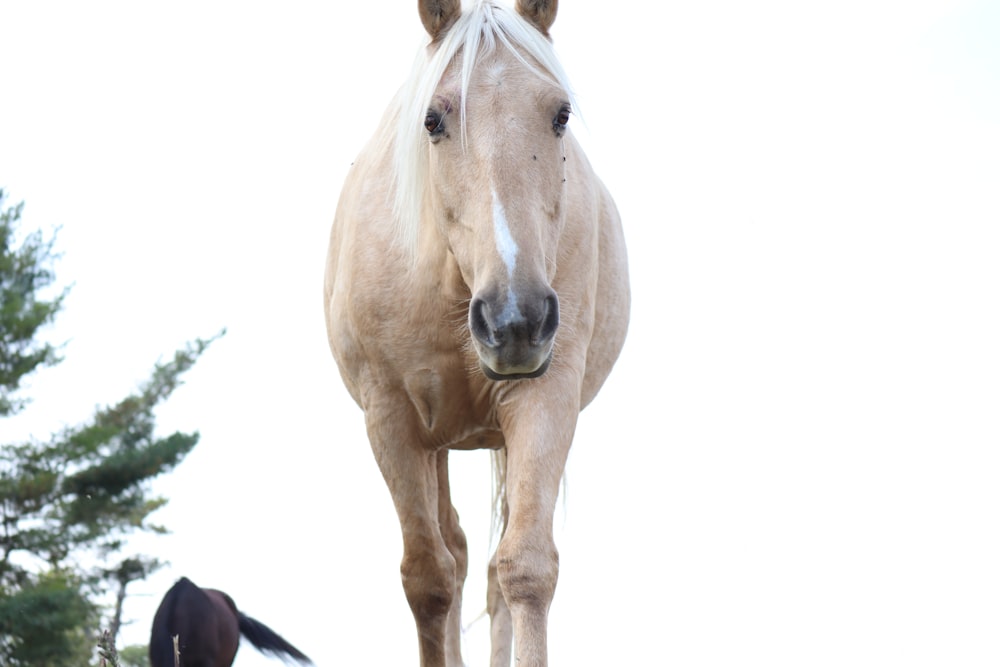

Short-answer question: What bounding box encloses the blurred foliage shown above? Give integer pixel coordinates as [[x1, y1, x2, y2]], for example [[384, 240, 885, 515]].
[[116, 643, 147, 667], [0, 570, 94, 666]]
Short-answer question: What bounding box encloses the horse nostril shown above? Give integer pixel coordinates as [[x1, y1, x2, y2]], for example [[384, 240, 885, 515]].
[[533, 292, 559, 344], [469, 297, 497, 348]]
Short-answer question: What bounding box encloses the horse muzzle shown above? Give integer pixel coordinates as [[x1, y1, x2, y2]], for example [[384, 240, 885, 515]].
[[469, 288, 559, 380]]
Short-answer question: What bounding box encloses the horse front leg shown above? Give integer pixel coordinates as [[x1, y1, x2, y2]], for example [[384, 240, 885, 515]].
[[367, 410, 458, 667], [494, 400, 577, 667]]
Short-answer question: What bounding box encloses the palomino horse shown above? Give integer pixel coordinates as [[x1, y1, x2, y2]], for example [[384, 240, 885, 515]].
[[324, 1, 629, 665], [149, 577, 311, 667]]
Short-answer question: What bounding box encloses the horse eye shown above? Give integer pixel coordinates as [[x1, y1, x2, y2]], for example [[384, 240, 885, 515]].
[[425, 112, 444, 135], [553, 107, 571, 133]]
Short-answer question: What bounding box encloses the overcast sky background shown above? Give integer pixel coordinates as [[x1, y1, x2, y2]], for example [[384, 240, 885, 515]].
[[3, 1, 999, 665]]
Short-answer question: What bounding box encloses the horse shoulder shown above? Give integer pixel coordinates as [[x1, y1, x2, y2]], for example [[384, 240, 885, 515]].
[[561, 139, 630, 408]]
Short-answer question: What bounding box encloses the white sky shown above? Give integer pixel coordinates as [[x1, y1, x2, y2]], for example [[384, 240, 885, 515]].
[[2, 1, 999, 665]]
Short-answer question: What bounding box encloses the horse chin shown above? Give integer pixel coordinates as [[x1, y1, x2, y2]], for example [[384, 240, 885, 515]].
[[480, 353, 552, 381]]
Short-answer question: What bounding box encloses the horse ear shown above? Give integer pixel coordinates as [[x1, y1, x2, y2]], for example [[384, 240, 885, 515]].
[[419, 0, 462, 41], [516, 0, 558, 36]]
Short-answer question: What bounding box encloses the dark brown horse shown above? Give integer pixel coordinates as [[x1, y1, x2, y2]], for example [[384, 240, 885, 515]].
[[149, 577, 311, 667]]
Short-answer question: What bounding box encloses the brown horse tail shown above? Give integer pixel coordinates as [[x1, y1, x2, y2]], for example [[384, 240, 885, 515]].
[[237, 612, 312, 665]]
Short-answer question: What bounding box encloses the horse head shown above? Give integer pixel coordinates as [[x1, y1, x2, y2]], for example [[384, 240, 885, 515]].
[[410, 0, 571, 380]]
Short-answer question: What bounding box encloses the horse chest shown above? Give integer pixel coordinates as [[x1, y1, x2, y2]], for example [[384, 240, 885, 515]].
[[401, 367, 504, 450]]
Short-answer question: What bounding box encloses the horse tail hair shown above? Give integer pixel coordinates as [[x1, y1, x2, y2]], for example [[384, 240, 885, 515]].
[[237, 612, 312, 664], [490, 447, 509, 548], [149, 577, 194, 667]]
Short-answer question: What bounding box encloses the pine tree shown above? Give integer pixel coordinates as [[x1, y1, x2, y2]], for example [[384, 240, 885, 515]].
[[0, 190, 220, 664]]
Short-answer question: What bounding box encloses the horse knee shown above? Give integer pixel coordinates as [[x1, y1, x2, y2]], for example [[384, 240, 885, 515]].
[[400, 549, 457, 620], [495, 539, 559, 610]]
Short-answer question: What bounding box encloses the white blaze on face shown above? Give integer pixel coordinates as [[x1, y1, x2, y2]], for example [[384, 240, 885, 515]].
[[492, 189, 518, 276], [492, 188, 520, 322]]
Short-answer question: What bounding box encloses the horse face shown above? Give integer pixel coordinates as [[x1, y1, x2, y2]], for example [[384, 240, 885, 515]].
[[425, 48, 570, 380]]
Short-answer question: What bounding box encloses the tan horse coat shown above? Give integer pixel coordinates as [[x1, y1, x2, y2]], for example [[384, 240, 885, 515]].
[[324, 2, 629, 665]]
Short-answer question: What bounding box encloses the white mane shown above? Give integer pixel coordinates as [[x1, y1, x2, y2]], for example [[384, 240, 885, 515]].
[[390, 0, 577, 253]]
